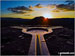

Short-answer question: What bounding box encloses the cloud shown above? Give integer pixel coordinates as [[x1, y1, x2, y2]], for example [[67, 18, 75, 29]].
[[52, 9, 60, 12], [8, 6, 33, 14], [7, 4, 75, 14], [35, 4, 43, 8], [56, 4, 74, 11], [29, 5, 33, 9]]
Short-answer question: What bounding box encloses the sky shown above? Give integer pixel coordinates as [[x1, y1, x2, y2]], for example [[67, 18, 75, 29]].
[[1, 1, 75, 19]]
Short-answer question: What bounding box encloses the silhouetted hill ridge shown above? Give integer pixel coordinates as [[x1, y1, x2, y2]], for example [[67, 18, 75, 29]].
[[1, 17, 74, 29]]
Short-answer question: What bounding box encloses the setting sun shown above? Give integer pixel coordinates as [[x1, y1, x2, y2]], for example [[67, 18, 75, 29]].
[[43, 13, 53, 18]]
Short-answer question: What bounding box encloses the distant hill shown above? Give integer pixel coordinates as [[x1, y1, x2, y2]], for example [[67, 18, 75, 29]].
[[1, 17, 30, 21], [1, 17, 31, 26], [29, 16, 74, 29], [1, 16, 74, 29]]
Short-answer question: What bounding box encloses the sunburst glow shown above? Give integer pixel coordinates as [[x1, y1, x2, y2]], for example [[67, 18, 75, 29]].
[[43, 13, 53, 18]]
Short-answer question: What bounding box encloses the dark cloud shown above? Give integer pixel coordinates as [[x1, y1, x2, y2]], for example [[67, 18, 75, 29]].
[[8, 6, 33, 14], [35, 4, 43, 8], [56, 4, 74, 11], [66, 0, 74, 5], [29, 6, 33, 9]]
